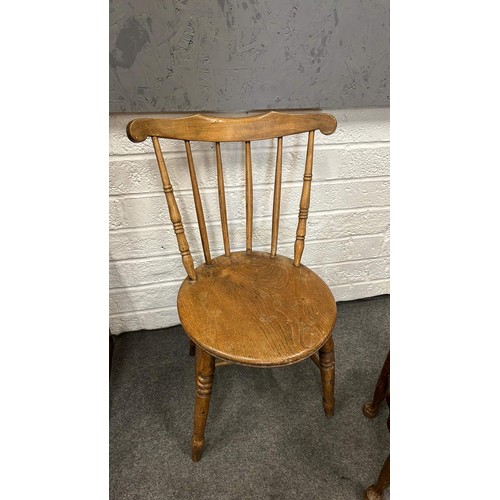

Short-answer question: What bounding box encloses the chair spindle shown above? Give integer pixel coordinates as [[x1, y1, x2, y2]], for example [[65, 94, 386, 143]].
[[245, 141, 253, 253], [184, 141, 212, 265], [215, 142, 231, 256], [271, 137, 283, 256], [293, 130, 315, 267], [152, 137, 196, 280]]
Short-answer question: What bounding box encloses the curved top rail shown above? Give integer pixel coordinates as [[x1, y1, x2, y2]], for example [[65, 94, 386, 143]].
[[126, 111, 337, 143]]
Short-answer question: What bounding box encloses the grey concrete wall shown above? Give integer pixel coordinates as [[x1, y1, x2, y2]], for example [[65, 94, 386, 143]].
[[110, 0, 389, 113]]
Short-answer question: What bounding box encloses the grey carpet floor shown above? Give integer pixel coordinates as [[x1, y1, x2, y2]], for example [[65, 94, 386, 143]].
[[110, 295, 390, 500]]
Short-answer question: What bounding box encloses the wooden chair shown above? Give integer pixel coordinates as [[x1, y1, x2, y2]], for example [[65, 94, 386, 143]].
[[126, 111, 338, 461], [363, 352, 390, 500]]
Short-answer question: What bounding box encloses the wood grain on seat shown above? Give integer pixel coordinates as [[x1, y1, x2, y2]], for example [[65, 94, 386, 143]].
[[178, 251, 337, 367]]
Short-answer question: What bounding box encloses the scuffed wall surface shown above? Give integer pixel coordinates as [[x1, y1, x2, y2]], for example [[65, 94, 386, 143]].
[[109, 108, 390, 334], [110, 0, 389, 112]]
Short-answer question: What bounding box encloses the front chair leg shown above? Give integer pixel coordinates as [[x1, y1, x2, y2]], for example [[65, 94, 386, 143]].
[[319, 334, 335, 417], [192, 346, 215, 462]]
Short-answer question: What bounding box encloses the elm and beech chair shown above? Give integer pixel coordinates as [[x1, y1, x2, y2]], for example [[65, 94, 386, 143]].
[[126, 111, 338, 461]]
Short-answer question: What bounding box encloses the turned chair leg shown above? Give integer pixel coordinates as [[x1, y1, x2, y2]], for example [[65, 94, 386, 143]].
[[192, 346, 216, 462], [363, 352, 390, 418], [319, 334, 335, 417], [364, 454, 390, 500]]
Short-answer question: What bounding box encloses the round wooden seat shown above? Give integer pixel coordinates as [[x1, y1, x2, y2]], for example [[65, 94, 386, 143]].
[[178, 251, 337, 367]]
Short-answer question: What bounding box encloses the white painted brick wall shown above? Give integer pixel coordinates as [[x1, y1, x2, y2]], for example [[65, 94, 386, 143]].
[[109, 108, 390, 334]]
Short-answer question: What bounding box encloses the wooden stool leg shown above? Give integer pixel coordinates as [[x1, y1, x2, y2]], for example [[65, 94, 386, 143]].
[[363, 352, 390, 418], [319, 334, 335, 417], [364, 454, 390, 500], [192, 347, 215, 462]]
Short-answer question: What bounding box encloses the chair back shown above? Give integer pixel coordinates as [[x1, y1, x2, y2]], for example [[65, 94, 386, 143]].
[[126, 111, 337, 280]]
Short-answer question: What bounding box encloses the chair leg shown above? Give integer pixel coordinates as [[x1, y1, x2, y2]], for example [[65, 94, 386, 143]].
[[319, 334, 335, 417], [109, 333, 114, 377], [364, 454, 390, 500], [191, 346, 215, 462], [189, 339, 196, 356], [363, 352, 390, 418]]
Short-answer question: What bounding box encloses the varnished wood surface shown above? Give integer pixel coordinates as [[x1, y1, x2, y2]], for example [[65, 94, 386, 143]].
[[364, 455, 390, 500], [178, 251, 337, 367], [271, 136, 283, 257], [127, 111, 337, 143], [245, 141, 253, 252], [192, 347, 215, 462], [319, 335, 336, 416], [215, 142, 230, 257], [126, 110, 339, 461], [310, 352, 320, 368], [363, 352, 390, 499], [185, 140, 211, 264], [363, 352, 390, 418], [152, 137, 196, 280], [294, 130, 315, 266]]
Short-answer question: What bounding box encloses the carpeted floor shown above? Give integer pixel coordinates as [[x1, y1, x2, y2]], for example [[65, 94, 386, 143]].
[[110, 295, 390, 499]]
